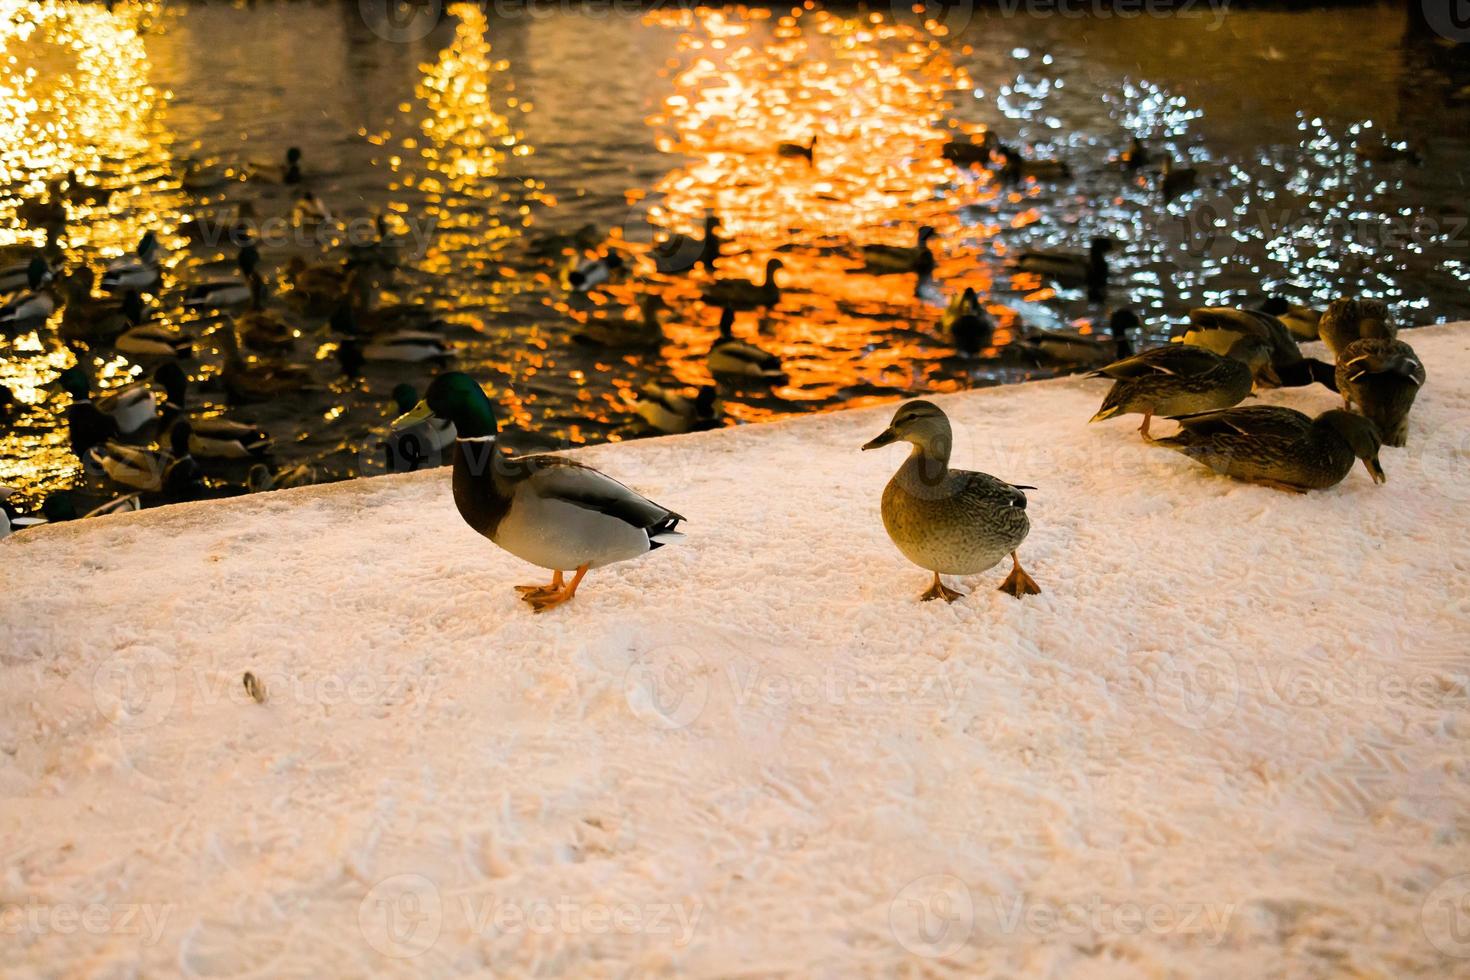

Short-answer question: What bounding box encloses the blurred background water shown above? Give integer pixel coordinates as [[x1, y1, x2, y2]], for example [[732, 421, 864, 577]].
[[2, 0, 1468, 511]]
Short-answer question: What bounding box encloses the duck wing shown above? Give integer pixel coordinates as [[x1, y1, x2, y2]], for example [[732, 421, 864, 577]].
[[523, 456, 684, 533], [1092, 344, 1221, 379], [954, 470, 1030, 510], [1169, 405, 1311, 439]]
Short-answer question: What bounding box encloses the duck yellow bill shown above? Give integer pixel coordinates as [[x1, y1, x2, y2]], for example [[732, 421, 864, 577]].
[[862, 427, 897, 451], [391, 400, 434, 430]]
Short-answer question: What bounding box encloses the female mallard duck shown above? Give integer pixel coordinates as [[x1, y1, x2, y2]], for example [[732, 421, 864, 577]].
[[1335, 337, 1425, 448], [860, 226, 937, 275], [653, 213, 723, 275], [567, 251, 627, 292], [60, 281, 147, 344], [87, 423, 202, 499], [1158, 157, 1198, 201], [100, 231, 164, 293], [942, 131, 997, 167], [393, 372, 686, 612], [571, 294, 667, 348], [1259, 296, 1321, 341], [942, 287, 994, 355], [1157, 406, 1386, 492], [707, 307, 784, 380], [701, 258, 783, 310], [997, 145, 1071, 182], [283, 255, 354, 314], [1180, 305, 1337, 389], [1013, 237, 1112, 301], [1016, 308, 1139, 367], [1318, 296, 1393, 358], [777, 134, 817, 163], [219, 324, 318, 403], [1089, 335, 1273, 439], [0, 258, 58, 328], [57, 365, 156, 437], [385, 382, 456, 472], [627, 383, 721, 435], [862, 400, 1039, 601], [185, 244, 263, 311], [155, 362, 272, 459], [236, 305, 298, 353]]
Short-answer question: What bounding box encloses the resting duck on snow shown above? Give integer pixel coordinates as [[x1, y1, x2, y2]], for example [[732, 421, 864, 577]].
[[627, 383, 721, 435], [707, 307, 784, 380], [860, 226, 937, 275], [1158, 406, 1386, 493], [701, 258, 783, 310], [862, 400, 1039, 602], [942, 288, 994, 355], [1179, 304, 1337, 389], [393, 372, 686, 612], [1089, 336, 1274, 439]]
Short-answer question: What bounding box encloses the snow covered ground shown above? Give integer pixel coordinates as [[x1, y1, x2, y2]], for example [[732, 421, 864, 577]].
[[2, 323, 1468, 978]]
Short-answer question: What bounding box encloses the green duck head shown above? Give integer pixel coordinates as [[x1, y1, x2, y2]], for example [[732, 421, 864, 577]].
[[394, 372, 497, 439], [41, 491, 79, 522], [56, 365, 90, 399], [1319, 410, 1386, 485], [862, 399, 951, 458], [391, 383, 420, 415], [155, 361, 188, 407]]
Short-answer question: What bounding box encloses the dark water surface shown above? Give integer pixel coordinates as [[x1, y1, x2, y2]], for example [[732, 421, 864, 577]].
[[2, 0, 1468, 510]]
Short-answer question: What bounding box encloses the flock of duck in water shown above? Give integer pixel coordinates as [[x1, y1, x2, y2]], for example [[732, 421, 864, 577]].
[[0, 132, 1431, 605]]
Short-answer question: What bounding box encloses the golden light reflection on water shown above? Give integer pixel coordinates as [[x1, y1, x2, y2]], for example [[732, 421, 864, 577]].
[[0, 0, 181, 493]]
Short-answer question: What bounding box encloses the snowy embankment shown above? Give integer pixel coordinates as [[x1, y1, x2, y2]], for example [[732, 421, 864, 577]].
[[2, 325, 1469, 977]]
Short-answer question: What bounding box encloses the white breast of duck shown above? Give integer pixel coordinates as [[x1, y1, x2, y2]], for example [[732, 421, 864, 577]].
[[95, 382, 157, 435]]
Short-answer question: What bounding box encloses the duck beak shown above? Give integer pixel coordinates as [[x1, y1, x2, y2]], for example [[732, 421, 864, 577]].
[[862, 427, 897, 451], [1364, 455, 1387, 485], [391, 399, 434, 430]]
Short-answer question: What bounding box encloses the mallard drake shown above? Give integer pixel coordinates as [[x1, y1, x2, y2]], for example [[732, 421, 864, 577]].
[[777, 135, 817, 163], [997, 145, 1071, 182], [384, 382, 456, 472], [337, 332, 451, 374], [155, 362, 272, 459], [393, 372, 686, 612], [1335, 337, 1425, 447], [701, 258, 783, 310], [653, 213, 722, 274], [1090, 335, 1272, 439], [1180, 305, 1337, 389], [942, 287, 994, 355], [567, 251, 627, 292], [1158, 157, 1198, 201], [56, 373, 118, 457], [1158, 406, 1386, 492], [57, 365, 156, 436], [0, 253, 53, 293], [941, 131, 996, 167], [185, 244, 263, 311], [1318, 296, 1393, 358], [860, 226, 937, 275], [1258, 296, 1321, 341], [1013, 237, 1112, 302], [87, 423, 202, 498], [0, 258, 58, 328], [862, 400, 1039, 601], [117, 318, 192, 359], [100, 231, 164, 293], [571, 294, 667, 348], [627, 383, 721, 435], [1016, 308, 1139, 367], [247, 461, 320, 492], [707, 307, 784, 379]]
